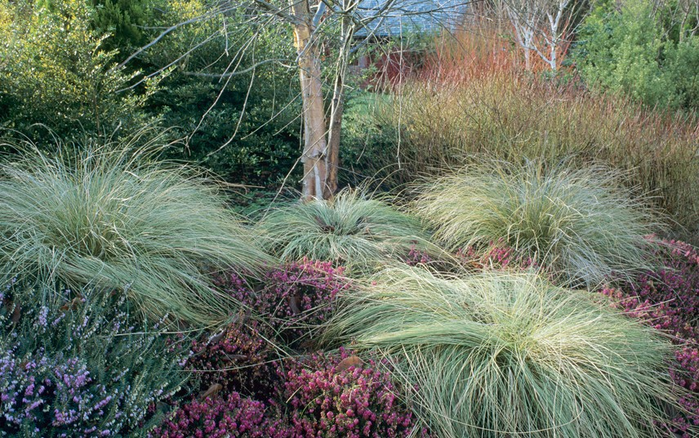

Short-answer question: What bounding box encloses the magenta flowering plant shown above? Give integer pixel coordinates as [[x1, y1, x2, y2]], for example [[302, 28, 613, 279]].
[[216, 259, 351, 348], [149, 392, 289, 438], [278, 349, 419, 438], [600, 239, 699, 437], [187, 318, 280, 399], [262, 259, 350, 341], [161, 263, 421, 438], [405, 246, 433, 266], [161, 349, 423, 438], [186, 261, 351, 398]]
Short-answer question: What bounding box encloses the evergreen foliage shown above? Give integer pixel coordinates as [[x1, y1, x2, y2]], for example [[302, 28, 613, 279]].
[[0, 0, 158, 140], [573, 0, 699, 110]]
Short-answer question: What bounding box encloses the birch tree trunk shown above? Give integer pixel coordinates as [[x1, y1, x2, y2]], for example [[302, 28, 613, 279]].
[[291, 0, 330, 201], [502, 0, 574, 72]]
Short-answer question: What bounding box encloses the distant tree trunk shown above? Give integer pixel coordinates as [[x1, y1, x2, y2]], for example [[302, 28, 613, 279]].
[[291, 0, 330, 201], [507, 2, 538, 71], [325, 70, 343, 198], [502, 0, 575, 72], [325, 12, 354, 199]]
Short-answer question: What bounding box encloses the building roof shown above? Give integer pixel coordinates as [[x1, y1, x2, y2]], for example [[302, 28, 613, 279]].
[[354, 0, 468, 38]]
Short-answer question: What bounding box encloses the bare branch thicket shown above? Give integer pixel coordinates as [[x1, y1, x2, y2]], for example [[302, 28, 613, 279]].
[[496, 0, 583, 71]]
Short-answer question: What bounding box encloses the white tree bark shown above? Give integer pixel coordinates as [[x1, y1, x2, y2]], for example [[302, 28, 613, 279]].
[[291, 0, 330, 201], [501, 0, 574, 72]]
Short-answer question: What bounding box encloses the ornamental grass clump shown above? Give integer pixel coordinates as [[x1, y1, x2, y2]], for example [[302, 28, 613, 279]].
[[256, 189, 433, 272], [325, 266, 689, 438], [0, 142, 273, 325], [414, 160, 660, 287]]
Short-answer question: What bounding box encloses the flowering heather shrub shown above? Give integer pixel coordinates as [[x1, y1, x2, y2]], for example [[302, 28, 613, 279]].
[[161, 263, 417, 437], [263, 260, 349, 339], [186, 261, 351, 398], [149, 392, 288, 438], [160, 350, 419, 438], [187, 319, 279, 399], [600, 239, 699, 339], [672, 346, 699, 436], [279, 349, 418, 438], [600, 239, 699, 437], [217, 260, 351, 348], [0, 282, 190, 436], [0, 349, 114, 436], [456, 243, 538, 272]]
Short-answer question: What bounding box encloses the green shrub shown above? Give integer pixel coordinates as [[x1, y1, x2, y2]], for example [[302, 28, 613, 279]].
[[339, 92, 399, 187], [413, 161, 661, 286], [139, 1, 302, 187], [0, 0, 158, 141], [666, 37, 699, 110], [154, 86, 301, 186], [255, 189, 433, 272], [325, 266, 690, 437], [89, 0, 156, 54], [0, 0, 301, 187], [0, 138, 274, 326], [573, 0, 699, 111]]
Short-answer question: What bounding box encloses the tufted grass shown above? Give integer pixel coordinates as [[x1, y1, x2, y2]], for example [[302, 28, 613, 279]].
[[413, 160, 662, 287], [0, 140, 274, 327], [255, 188, 435, 272], [324, 266, 690, 437]]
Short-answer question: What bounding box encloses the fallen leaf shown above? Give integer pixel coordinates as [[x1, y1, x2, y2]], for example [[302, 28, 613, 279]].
[[335, 355, 363, 373], [200, 383, 223, 400]]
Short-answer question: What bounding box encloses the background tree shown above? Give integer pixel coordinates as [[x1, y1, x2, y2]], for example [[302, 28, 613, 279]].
[[134, 1, 302, 187], [130, 0, 467, 200], [234, 0, 395, 200], [497, 0, 584, 71], [0, 0, 468, 196]]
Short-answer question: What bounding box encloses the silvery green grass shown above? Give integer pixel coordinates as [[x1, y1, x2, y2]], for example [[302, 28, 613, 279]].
[[413, 160, 662, 287], [256, 188, 436, 273], [324, 266, 692, 437], [0, 138, 274, 327]]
